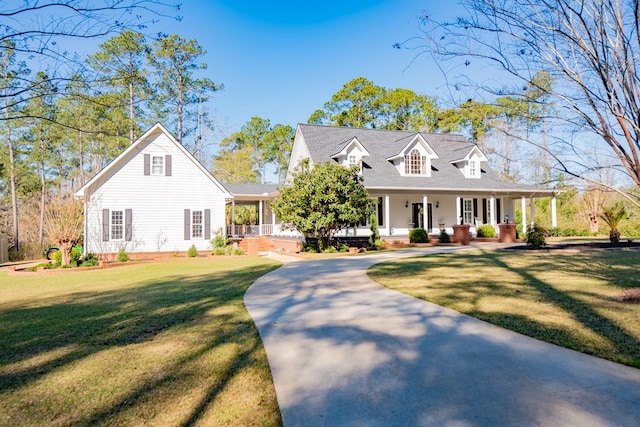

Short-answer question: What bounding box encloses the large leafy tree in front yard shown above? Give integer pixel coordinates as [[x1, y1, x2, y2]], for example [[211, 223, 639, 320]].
[[271, 160, 373, 251]]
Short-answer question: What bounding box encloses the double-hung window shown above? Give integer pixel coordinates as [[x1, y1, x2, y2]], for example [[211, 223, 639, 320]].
[[192, 210, 203, 239], [152, 156, 164, 175], [111, 210, 124, 240], [463, 199, 474, 225]]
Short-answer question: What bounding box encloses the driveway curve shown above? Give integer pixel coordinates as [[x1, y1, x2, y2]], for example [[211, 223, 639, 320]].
[[245, 245, 640, 427]]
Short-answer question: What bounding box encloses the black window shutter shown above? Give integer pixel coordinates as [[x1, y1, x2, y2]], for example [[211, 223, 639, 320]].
[[497, 199, 502, 222], [473, 198, 478, 219], [165, 155, 172, 176], [102, 209, 110, 241], [184, 209, 191, 240], [204, 209, 211, 239], [125, 209, 133, 241], [144, 154, 150, 175], [482, 198, 487, 224], [377, 197, 383, 226]]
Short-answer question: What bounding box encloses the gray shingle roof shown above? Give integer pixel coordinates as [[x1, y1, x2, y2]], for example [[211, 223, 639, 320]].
[[224, 183, 278, 196], [297, 124, 553, 195]]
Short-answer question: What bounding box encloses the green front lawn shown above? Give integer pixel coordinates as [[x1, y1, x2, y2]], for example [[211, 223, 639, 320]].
[[368, 248, 640, 368], [0, 258, 282, 426]]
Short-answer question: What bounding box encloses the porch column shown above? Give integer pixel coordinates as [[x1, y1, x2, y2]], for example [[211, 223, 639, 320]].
[[231, 200, 236, 236], [271, 207, 276, 235], [489, 196, 496, 226], [551, 195, 557, 228], [422, 194, 428, 232], [259, 200, 264, 236], [521, 196, 527, 234], [456, 196, 461, 225], [529, 197, 535, 229], [384, 194, 390, 235]]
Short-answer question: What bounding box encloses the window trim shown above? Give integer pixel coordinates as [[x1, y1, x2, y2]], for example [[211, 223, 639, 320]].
[[111, 210, 124, 240], [192, 210, 204, 239], [151, 155, 164, 175], [463, 198, 474, 225], [404, 149, 427, 176]]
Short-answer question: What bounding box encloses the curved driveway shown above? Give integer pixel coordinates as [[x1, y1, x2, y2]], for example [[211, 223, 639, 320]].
[[245, 245, 640, 427]]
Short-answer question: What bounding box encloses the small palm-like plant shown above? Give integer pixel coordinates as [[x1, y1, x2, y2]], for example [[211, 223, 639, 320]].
[[600, 202, 627, 243]]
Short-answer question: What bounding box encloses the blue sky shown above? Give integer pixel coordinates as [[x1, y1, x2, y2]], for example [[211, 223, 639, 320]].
[[172, 1, 462, 138]]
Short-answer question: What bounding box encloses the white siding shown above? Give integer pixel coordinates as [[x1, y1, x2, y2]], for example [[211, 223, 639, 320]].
[[84, 131, 228, 254], [286, 127, 312, 181]]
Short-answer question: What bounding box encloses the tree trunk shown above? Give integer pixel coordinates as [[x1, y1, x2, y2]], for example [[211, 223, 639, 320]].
[[610, 229, 620, 244], [39, 158, 46, 247], [129, 80, 135, 143], [177, 82, 183, 144], [4, 80, 19, 252]]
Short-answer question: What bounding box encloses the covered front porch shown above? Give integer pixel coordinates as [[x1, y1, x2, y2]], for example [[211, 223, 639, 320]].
[[224, 184, 558, 240], [362, 190, 558, 238]]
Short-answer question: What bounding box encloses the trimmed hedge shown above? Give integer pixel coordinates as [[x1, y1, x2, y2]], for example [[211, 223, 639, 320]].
[[409, 228, 429, 243]]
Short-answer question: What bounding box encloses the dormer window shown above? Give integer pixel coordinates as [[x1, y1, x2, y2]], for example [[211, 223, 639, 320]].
[[331, 137, 369, 174], [469, 160, 477, 177], [450, 146, 487, 179], [405, 149, 427, 175]]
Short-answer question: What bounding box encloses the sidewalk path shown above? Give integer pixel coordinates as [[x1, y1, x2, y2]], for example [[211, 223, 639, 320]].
[[246, 245, 640, 426]]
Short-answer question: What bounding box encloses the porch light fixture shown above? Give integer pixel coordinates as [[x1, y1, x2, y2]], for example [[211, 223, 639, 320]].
[[435, 201, 439, 208], [405, 201, 409, 208]]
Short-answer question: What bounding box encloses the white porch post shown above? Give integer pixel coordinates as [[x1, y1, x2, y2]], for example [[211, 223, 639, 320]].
[[384, 194, 390, 236], [259, 200, 264, 236], [551, 195, 558, 228], [529, 197, 535, 229], [231, 200, 236, 236], [271, 207, 276, 234], [456, 196, 461, 225], [489, 196, 496, 226], [423, 194, 428, 231], [521, 196, 527, 234]]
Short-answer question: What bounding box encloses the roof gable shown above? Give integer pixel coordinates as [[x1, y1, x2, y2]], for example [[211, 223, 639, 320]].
[[450, 145, 489, 165], [330, 136, 370, 160], [386, 133, 438, 161], [75, 123, 232, 198]]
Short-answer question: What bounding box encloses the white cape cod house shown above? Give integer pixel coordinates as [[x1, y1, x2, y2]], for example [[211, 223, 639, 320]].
[[75, 123, 557, 255], [235, 124, 558, 239], [75, 123, 232, 255]]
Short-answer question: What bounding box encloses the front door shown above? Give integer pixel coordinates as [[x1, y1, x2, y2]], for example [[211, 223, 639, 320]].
[[412, 203, 433, 230]]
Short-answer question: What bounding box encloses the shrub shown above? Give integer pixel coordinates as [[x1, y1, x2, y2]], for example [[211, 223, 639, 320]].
[[53, 250, 62, 267], [526, 223, 547, 249], [80, 253, 99, 267], [214, 247, 228, 256], [369, 213, 380, 248], [409, 228, 429, 243], [232, 247, 244, 255], [117, 248, 129, 262], [438, 230, 451, 243], [302, 241, 319, 253], [339, 244, 349, 253], [187, 245, 198, 257], [476, 224, 496, 238], [210, 228, 229, 249], [70, 246, 83, 266], [324, 246, 338, 253]]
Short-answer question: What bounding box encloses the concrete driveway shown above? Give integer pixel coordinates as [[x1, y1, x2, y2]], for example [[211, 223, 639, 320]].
[[245, 246, 640, 426]]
